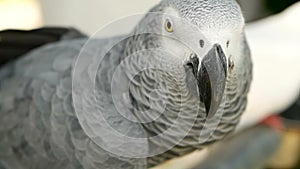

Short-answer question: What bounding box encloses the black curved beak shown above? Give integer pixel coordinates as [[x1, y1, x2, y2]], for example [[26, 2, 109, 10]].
[[187, 44, 227, 118], [198, 44, 227, 118]]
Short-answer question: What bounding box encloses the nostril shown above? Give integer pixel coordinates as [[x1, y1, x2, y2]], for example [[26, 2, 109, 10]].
[[200, 40, 205, 48]]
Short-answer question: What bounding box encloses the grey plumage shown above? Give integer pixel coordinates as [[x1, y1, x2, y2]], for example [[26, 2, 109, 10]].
[[0, 0, 252, 169]]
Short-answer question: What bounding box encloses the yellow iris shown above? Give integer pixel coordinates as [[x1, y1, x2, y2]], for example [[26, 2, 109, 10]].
[[165, 19, 174, 33]]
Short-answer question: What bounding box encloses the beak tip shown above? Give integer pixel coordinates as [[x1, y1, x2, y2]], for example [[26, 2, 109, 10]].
[[204, 103, 210, 117]]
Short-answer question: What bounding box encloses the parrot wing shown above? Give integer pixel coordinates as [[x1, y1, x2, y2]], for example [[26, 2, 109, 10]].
[[0, 37, 147, 169]]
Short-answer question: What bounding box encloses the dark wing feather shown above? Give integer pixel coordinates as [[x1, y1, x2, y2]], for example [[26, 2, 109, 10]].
[[0, 27, 86, 66]]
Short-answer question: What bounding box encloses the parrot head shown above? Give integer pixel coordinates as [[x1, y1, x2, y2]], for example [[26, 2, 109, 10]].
[[127, 0, 246, 119], [162, 0, 246, 118]]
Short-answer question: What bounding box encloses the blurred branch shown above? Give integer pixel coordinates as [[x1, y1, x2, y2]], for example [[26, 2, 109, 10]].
[[191, 126, 282, 169]]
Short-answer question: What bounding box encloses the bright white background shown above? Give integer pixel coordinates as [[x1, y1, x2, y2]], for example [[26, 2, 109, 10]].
[[40, 0, 160, 35]]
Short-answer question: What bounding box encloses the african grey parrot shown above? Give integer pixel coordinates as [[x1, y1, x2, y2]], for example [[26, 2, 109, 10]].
[[0, 0, 252, 169]]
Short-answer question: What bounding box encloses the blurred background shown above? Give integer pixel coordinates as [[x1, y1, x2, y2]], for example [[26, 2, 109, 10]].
[[0, 0, 299, 34], [0, 0, 299, 169]]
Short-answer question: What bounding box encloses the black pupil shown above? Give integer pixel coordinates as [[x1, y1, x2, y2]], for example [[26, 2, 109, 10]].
[[167, 21, 172, 29]]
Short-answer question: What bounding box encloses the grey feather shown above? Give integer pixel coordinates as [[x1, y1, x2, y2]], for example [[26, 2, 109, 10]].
[[0, 0, 252, 168]]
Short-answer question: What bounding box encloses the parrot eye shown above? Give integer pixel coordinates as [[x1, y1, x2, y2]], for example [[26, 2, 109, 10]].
[[165, 19, 174, 33]]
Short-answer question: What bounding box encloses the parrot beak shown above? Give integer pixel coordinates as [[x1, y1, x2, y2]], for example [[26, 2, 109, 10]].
[[198, 44, 227, 118]]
